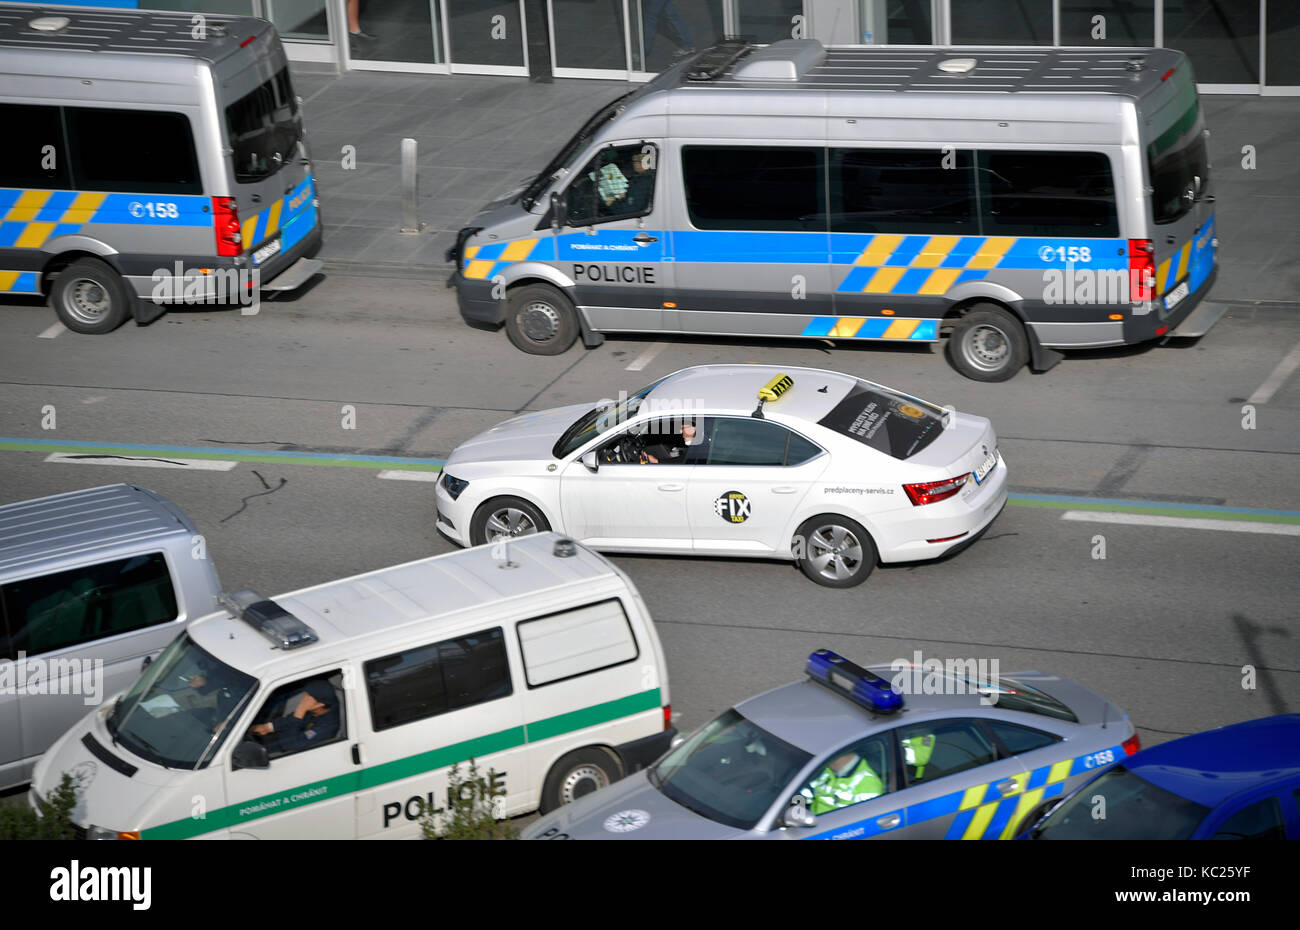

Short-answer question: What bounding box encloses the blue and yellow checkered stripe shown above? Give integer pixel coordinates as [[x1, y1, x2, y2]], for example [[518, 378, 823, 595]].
[[806, 743, 1126, 841], [241, 176, 316, 252], [460, 237, 543, 281], [0, 190, 110, 249], [801, 316, 937, 340], [0, 271, 40, 294], [834, 234, 1019, 296], [1158, 213, 1216, 296]]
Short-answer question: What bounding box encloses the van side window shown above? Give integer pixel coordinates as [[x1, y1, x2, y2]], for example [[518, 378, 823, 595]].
[[365, 627, 512, 731], [0, 103, 70, 189], [0, 553, 179, 658], [683, 146, 824, 231], [247, 673, 346, 760], [566, 143, 658, 225], [65, 108, 202, 195], [831, 148, 977, 235], [517, 599, 638, 687], [977, 151, 1118, 238]]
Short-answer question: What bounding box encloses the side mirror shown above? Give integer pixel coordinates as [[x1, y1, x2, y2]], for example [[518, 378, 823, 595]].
[[780, 801, 817, 829], [580, 450, 599, 473], [232, 740, 269, 771], [550, 191, 565, 230]]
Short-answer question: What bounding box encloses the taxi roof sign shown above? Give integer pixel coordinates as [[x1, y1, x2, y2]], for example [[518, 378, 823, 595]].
[[806, 648, 903, 713], [758, 373, 794, 402]]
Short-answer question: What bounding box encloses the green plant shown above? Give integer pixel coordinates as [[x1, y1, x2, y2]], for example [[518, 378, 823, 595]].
[[420, 758, 519, 840], [0, 773, 78, 840]]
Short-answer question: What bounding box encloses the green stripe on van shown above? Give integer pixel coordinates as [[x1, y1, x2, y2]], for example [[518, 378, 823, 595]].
[[139, 688, 662, 839]]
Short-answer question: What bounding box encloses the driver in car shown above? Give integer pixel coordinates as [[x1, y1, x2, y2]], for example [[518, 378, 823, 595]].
[[639, 419, 700, 464]]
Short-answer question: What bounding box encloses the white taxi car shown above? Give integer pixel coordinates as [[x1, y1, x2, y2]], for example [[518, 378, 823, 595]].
[[435, 365, 1007, 587]]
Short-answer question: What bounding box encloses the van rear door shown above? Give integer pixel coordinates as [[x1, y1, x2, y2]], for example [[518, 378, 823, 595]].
[[1141, 69, 1215, 324]]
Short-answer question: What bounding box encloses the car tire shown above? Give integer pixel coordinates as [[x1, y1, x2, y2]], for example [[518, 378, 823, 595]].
[[945, 304, 1029, 382], [503, 283, 580, 356], [469, 496, 551, 546], [50, 258, 135, 335], [794, 515, 877, 588], [539, 747, 624, 815]]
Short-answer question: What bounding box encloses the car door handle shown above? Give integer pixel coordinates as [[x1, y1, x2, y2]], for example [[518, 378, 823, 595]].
[[994, 779, 1022, 797], [876, 813, 901, 829], [352, 744, 363, 766], [771, 486, 799, 494], [633, 233, 658, 244], [657, 483, 684, 492]]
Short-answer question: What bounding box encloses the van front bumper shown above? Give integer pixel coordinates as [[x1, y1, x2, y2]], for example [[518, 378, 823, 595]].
[[453, 273, 505, 325], [615, 726, 678, 774]]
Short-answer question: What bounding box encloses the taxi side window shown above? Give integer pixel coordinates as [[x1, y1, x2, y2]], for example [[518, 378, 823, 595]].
[[1211, 797, 1287, 840], [797, 734, 893, 816], [894, 718, 996, 786], [248, 672, 346, 761], [983, 720, 1061, 756], [704, 417, 821, 467], [567, 143, 658, 226]]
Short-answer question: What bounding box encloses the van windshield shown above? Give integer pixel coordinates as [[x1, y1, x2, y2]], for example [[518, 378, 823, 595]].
[[226, 66, 303, 184], [521, 91, 633, 210], [107, 633, 256, 769]]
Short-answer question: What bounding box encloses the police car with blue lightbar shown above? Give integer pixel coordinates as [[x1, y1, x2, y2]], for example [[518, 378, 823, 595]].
[[435, 364, 1006, 587], [521, 649, 1140, 840]]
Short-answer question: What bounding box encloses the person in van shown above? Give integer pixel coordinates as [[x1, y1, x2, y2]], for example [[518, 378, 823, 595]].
[[249, 679, 340, 755]]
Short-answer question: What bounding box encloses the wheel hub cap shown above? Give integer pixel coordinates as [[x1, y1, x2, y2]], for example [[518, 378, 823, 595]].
[[520, 302, 560, 341]]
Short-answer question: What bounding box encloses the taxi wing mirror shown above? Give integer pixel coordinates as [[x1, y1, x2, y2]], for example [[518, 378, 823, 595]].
[[780, 800, 817, 829], [580, 450, 599, 473], [232, 740, 269, 771]]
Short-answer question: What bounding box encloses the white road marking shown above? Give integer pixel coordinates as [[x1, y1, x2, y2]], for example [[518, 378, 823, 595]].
[[1247, 340, 1300, 405], [44, 453, 238, 471], [1061, 510, 1300, 537], [626, 340, 669, 371], [38, 323, 66, 339], [377, 469, 442, 481]]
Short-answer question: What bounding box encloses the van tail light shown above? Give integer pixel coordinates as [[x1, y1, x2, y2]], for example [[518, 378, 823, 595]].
[[1128, 238, 1154, 302], [1122, 733, 1142, 757], [663, 705, 672, 731], [213, 197, 242, 257], [903, 474, 969, 506]]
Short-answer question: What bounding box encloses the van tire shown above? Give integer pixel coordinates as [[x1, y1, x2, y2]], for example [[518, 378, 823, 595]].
[[794, 515, 877, 588], [540, 747, 624, 814], [945, 305, 1028, 382], [504, 283, 580, 356], [469, 496, 550, 546], [51, 259, 135, 335]]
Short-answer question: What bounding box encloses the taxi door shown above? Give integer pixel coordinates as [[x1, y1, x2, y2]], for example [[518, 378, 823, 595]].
[[559, 417, 694, 550], [686, 417, 828, 555], [222, 668, 360, 839], [554, 141, 669, 331]]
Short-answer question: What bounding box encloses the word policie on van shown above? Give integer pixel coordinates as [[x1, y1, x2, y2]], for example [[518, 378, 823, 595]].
[[0, 651, 103, 706], [150, 262, 261, 313]]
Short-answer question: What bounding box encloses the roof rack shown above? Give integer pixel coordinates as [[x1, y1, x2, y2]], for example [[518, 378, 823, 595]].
[[685, 37, 754, 82]]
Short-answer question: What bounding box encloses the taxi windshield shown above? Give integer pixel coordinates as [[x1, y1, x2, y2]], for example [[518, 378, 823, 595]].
[[552, 377, 666, 459], [106, 633, 256, 769], [648, 709, 811, 831]]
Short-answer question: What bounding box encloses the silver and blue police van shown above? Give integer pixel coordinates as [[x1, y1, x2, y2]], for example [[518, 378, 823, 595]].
[[0, 5, 322, 333], [449, 39, 1219, 382]]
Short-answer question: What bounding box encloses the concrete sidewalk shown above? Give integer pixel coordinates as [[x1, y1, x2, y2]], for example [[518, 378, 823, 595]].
[[290, 63, 1300, 305]]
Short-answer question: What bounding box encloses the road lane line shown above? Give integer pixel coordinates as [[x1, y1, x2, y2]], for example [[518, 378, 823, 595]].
[[1007, 493, 1300, 525], [1247, 340, 1300, 404], [44, 453, 238, 471], [1061, 510, 1300, 537], [626, 340, 669, 371], [2, 436, 445, 470], [377, 469, 441, 481], [38, 323, 66, 339]]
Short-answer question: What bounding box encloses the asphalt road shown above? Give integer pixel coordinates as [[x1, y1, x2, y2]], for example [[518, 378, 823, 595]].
[[1, 276, 1298, 757]]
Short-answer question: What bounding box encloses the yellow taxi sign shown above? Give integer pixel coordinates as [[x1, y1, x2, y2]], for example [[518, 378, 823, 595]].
[[758, 373, 794, 403]]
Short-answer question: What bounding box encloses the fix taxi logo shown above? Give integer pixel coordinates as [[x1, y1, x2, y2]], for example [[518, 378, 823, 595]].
[[714, 491, 751, 524], [50, 861, 151, 910]]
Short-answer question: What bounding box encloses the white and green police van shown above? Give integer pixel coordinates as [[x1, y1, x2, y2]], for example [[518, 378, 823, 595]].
[[30, 533, 675, 839], [0, 5, 322, 333]]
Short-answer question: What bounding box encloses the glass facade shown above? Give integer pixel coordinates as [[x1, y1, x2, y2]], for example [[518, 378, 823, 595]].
[[1163, 0, 1259, 85], [951, 0, 1051, 45], [1059, 0, 1154, 47]]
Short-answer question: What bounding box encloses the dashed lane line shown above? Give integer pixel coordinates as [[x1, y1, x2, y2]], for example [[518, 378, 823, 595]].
[[1247, 340, 1300, 405], [376, 470, 442, 481], [1061, 510, 1300, 537]]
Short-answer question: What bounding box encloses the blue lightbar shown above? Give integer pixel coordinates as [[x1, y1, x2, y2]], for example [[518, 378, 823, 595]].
[[806, 649, 903, 713]]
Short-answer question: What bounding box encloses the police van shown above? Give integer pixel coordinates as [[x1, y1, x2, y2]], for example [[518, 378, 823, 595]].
[[0, 5, 322, 334], [449, 39, 1220, 381], [30, 533, 675, 839]]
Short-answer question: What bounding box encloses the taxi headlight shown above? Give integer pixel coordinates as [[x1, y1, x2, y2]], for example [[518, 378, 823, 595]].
[[441, 472, 469, 500]]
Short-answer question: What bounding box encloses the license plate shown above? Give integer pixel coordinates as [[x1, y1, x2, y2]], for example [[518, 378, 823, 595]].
[[252, 237, 282, 266], [973, 448, 998, 485], [1163, 279, 1189, 311]]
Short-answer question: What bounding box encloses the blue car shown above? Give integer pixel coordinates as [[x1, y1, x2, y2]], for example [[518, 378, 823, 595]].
[[1022, 714, 1300, 839]]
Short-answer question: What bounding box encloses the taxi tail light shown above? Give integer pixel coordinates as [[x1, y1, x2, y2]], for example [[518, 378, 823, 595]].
[[663, 705, 672, 731], [213, 197, 242, 257], [1122, 733, 1141, 756], [903, 474, 969, 506], [1128, 238, 1154, 301]]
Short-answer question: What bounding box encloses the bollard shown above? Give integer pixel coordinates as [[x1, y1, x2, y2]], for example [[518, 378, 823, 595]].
[[400, 137, 422, 234]]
